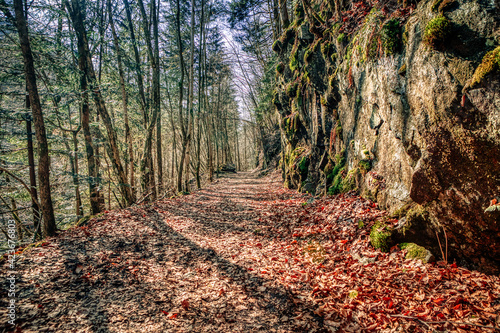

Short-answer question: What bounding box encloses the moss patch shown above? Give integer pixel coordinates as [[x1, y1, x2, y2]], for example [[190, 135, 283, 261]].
[[298, 156, 309, 176], [359, 159, 372, 173], [423, 14, 451, 50], [337, 33, 347, 44], [381, 19, 401, 55], [370, 221, 392, 252], [286, 82, 299, 97], [304, 41, 320, 65], [470, 46, 500, 89], [289, 40, 300, 71], [399, 243, 432, 263]]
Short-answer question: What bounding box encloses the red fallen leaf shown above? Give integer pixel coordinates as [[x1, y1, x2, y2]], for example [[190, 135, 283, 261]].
[[433, 298, 445, 305], [388, 300, 393, 308], [492, 198, 498, 205], [40, 242, 50, 246], [340, 240, 348, 244], [169, 313, 178, 319], [105, 211, 109, 214], [453, 304, 462, 310], [285, 259, 288, 263], [261, 270, 268, 274], [248, 268, 254, 271], [181, 299, 189, 310], [291, 240, 297, 244], [37, 304, 43, 309], [270, 257, 278, 261], [450, 262, 457, 268], [161, 310, 169, 315]]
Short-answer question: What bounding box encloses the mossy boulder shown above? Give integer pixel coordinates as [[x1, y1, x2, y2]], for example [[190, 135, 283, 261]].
[[399, 243, 435, 263], [370, 221, 392, 252], [423, 14, 451, 50], [469, 46, 500, 89], [276, 63, 285, 75]]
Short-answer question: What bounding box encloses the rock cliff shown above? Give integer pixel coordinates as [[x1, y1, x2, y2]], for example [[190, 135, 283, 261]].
[[273, 0, 500, 273]]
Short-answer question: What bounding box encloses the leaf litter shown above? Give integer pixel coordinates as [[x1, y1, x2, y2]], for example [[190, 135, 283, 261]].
[[0, 172, 498, 333]]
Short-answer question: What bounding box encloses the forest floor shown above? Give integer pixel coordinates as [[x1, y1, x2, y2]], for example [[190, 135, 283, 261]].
[[1, 172, 499, 333]]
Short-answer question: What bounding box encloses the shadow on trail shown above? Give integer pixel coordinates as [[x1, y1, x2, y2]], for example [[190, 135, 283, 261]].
[[134, 206, 327, 331]]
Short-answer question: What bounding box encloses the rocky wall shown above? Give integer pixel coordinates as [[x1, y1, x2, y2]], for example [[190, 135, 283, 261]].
[[274, 0, 500, 273]]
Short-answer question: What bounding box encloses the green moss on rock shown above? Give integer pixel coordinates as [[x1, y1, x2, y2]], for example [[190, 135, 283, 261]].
[[276, 62, 285, 75], [400, 243, 434, 263], [304, 41, 320, 65], [359, 159, 372, 173], [470, 46, 500, 89], [286, 82, 299, 97], [423, 14, 451, 50], [289, 41, 300, 71], [321, 41, 335, 58], [337, 33, 347, 44], [381, 19, 401, 55], [298, 156, 309, 176], [370, 221, 392, 252]]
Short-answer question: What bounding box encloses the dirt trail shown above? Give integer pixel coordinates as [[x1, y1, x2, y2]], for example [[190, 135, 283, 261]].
[[0, 172, 327, 333], [2, 172, 499, 333]]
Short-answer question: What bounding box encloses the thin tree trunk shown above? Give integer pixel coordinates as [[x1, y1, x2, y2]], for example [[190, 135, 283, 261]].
[[66, 0, 134, 206], [154, 1, 162, 194], [12, 0, 56, 236], [195, 0, 206, 189], [183, 0, 196, 192], [72, 131, 82, 217], [175, 0, 187, 193], [137, 0, 159, 200], [25, 95, 41, 234], [107, 0, 134, 197], [279, 0, 289, 29], [123, 0, 148, 125]]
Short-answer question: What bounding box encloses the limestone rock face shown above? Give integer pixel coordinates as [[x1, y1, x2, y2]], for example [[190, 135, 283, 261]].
[[274, 0, 500, 273]]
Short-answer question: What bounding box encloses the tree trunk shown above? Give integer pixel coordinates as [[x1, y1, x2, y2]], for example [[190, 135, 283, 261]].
[[13, 0, 56, 236], [123, 0, 148, 124], [278, 0, 290, 29], [175, 0, 187, 193], [107, 0, 135, 198], [72, 131, 83, 217], [137, 0, 159, 200], [25, 95, 41, 234], [66, 0, 135, 206]]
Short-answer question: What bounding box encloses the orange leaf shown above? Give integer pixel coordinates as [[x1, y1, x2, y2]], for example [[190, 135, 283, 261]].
[[169, 313, 178, 319], [433, 298, 444, 305]]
